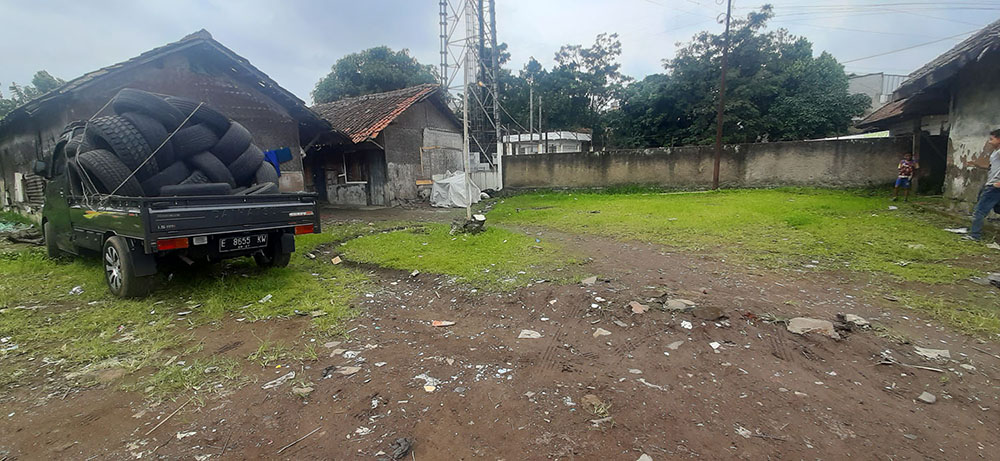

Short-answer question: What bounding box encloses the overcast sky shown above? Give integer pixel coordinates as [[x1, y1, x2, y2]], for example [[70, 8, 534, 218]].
[[1, 0, 997, 104]]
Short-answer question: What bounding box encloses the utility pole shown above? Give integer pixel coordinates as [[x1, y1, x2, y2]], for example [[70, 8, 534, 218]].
[[712, 0, 732, 190], [529, 80, 534, 143], [462, 0, 475, 219]]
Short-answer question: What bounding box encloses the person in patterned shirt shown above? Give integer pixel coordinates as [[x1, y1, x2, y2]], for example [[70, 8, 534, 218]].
[[892, 152, 919, 202]]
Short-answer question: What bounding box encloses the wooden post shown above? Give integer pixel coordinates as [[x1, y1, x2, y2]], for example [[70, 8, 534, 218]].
[[912, 121, 921, 196]]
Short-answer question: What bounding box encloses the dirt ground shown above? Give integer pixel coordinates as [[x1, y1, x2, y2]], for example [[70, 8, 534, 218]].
[[2, 206, 999, 460]]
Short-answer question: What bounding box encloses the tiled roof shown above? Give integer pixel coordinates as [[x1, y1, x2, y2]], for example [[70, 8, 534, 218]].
[[894, 18, 1000, 100], [0, 30, 328, 133], [312, 84, 449, 144]]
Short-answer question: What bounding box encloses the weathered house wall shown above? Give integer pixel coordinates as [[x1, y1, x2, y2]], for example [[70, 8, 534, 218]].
[[504, 137, 909, 189], [943, 56, 1000, 208], [381, 99, 462, 204], [0, 45, 310, 211]]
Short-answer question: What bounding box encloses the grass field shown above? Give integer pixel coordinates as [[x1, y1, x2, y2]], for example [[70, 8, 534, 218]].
[[340, 223, 577, 289], [491, 188, 985, 283]]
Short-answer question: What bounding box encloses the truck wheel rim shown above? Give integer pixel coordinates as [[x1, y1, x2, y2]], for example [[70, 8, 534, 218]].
[[105, 246, 122, 291]]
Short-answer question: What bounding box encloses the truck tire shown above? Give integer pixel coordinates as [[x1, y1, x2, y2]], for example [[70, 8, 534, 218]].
[[187, 152, 235, 187], [228, 144, 264, 186], [248, 182, 278, 195], [103, 236, 152, 298], [65, 134, 94, 157], [44, 221, 60, 258], [121, 111, 176, 167], [172, 124, 219, 160], [254, 162, 279, 186], [253, 245, 291, 268], [141, 161, 191, 196], [85, 115, 158, 181], [160, 182, 233, 197], [180, 170, 210, 185], [164, 97, 231, 134], [75, 149, 145, 196], [211, 121, 252, 165], [112, 88, 185, 130]]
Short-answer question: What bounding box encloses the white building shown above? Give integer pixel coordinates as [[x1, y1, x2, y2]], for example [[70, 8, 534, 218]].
[[501, 131, 592, 155]]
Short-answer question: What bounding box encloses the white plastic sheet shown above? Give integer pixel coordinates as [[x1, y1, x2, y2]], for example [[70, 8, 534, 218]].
[[430, 170, 481, 208]]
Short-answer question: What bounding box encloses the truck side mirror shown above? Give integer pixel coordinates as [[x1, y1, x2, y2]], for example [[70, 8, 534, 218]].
[[33, 160, 48, 177]]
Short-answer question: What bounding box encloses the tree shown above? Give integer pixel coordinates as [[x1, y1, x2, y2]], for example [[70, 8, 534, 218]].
[[612, 6, 869, 147], [0, 70, 65, 118], [312, 47, 437, 104], [498, 34, 630, 149]]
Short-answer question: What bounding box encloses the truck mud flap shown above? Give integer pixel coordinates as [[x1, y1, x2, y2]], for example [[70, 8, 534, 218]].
[[279, 233, 295, 254], [126, 237, 158, 277]]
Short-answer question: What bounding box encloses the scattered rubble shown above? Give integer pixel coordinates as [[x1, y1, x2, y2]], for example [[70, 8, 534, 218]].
[[518, 329, 542, 339], [261, 371, 295, 389], [292, 386, 314, 398], [914, 346, 951, 361], [581, 276, 598, 286], [629, 301, 649, 314], [593, 328, 612, 338], [917, 392, 937, 404], [787, 317, 840, 339]]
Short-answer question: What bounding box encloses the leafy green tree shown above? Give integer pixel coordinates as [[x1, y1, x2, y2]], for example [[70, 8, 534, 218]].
[[312, 47, 437, 103], [0, 70, 65, 118], [612, 7, 869, 147]]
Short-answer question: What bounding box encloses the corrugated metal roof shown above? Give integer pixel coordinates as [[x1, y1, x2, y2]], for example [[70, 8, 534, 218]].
[[856, 98, 910, 129], [0, 30, 329, 133], [894, 18, 1000, 100], [311, 84, 450, 144]]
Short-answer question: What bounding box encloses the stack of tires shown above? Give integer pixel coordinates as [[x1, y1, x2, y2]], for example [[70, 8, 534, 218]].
[[66, 88, 279, 197]]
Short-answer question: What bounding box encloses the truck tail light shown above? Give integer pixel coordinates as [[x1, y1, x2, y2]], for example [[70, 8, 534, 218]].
[[294, 224, 314, 235], [157, 237, 189, 250]]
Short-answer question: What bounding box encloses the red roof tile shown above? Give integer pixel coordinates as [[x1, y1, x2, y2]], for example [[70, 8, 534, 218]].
[[312, 84, 445, 144]]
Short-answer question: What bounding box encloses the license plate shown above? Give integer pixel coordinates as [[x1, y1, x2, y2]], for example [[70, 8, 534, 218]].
[[219, 234, 268, 252]]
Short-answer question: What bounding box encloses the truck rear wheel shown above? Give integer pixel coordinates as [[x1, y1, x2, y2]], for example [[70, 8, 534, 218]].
[[44, 221, 60, 258], [103, 236, 152, 298], [253, 246, 291, 268]]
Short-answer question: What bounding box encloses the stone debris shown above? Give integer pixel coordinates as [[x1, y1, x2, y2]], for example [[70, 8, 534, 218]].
[[336, 366, 362, 376], [329, 348, 347, 357], [612, 319, 629, 328], [917, 391, 936, 404], [292, 386, 314, 398], [69, 286, 84, 295], [628, 368, 643, 374], [914, 346, 951, 361], [680, 320, 693, 330], [431, 320, 455, 327], [663, 299, 695, 311], [332, 256, 343, 264], [637, 455, 653, 461], [843, 314, 869, 327], [667, 340, 685, 350], [693, 305, 725, 320], [518, 329, 542, 339], [324, 341, 341, 349], [581, 394, 603, 407], [261, 371, 295, 389], [176, 431, 197, 440], [629, 301, 649, 314], [960, 363, 977, 371], [787, 317, 840, 339], [735, 424, 753, 439], [593, 328, 612, 338], [581, 276, 598, 286]]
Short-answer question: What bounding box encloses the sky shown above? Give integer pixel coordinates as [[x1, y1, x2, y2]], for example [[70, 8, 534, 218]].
[[1, 0, 998, 104]]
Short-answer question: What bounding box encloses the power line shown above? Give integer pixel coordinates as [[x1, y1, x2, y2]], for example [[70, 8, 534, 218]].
[[841, 29, 979, 63]]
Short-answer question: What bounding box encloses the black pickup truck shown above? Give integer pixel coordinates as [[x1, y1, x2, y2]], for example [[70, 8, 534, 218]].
[[33, 127, 321, 298]]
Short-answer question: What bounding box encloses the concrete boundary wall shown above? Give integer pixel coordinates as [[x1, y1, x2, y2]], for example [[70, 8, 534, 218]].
[[503, 137, 911, 190]]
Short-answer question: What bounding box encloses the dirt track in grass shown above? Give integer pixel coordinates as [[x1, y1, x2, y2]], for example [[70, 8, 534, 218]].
[[2, 214, 999, 460]]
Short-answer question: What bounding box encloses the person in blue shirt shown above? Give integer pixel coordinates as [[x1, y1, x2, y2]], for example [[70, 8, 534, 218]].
[[964, 128, 1000, 241]]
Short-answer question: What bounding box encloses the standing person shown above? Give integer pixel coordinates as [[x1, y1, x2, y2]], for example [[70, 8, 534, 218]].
[[892, 152, 919, 201], [964, 128, 1000, 241]]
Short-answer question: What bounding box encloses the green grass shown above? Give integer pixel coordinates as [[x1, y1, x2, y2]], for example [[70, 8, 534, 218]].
[[0, 229, 368, 397], [340, 223, 576, 289], [490, 188, 984, 283], [127, 357, 244, 404], [896, 291, 1000, 338], [0, 211, 35, 227]]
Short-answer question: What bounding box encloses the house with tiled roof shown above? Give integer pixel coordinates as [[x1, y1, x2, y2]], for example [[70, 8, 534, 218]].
[[857, 18, 1000, 206], [0, 30, 330, 210], [309, 84, 462, 206]]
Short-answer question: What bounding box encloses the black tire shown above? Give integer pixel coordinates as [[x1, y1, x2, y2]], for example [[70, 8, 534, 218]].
[[248, 182, 278, 195], [211, 121, 252, 165], [160, 183, 232, 197], [236, 182, 268, 195], [112, 89, 185, 131], [120, 111, 175, 167], [102, 236, 152, 298], [187, 152, 235, 186], [171, 124, 219, 160], [180, 170, 210, 185], [64, 134, 94, 157], [74, 149, 145, 196], [253, 245, 291, 268], [254, 162, 279, 186], [141, 161, 191, 196], [228, 144, 264, 186], [44, 221, 60, 258], [164, 96, 231, 134], [84, 115, 158, 181]]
